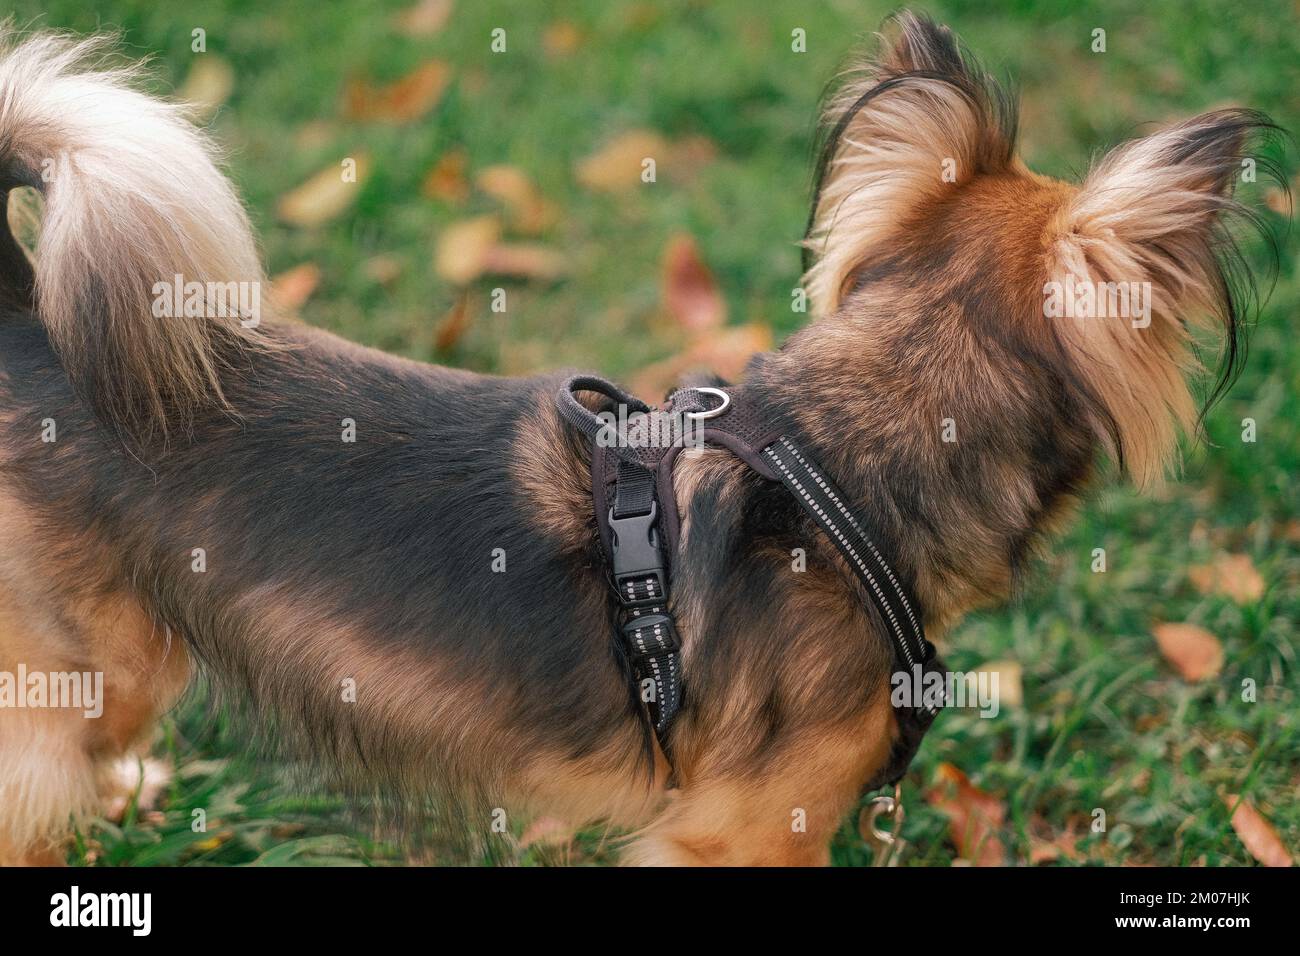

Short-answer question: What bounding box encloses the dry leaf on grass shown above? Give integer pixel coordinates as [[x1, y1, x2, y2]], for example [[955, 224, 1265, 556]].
[[576, 129, 670, 192], [423, 148, 471, 204], [629, 323, 771, 399], [176, 56, 233, 121], [483, 243, 567, 281], [364, 254, 404, 286], [434, 293, 471, 352], [270, 263, 322, 312], [277, 155, 371, 228], [1152, 622, 1224, 682], [1188, 553, 1265, 604], [1224, 795, 1293, 866], [978, 659, 1023, 709], [476, 165, 558, 234], [345, 60, 452, 123], [395, 0, 454, 36], [543, 21, 584, 57], [662, 233, 725, 333], [925, 762, 1007, 866], [1028, 816, 1082, 864], [434, 215, 500, 284]]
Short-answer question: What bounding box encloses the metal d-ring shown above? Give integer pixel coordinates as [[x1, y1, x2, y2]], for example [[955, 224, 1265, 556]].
[[684, 386, 730, 421]]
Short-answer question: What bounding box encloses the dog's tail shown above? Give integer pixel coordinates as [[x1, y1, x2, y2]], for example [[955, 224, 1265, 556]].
[[0, 29, 267, 443]]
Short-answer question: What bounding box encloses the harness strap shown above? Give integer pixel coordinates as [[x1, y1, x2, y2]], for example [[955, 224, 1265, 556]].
[[556, 374, 945, 786]]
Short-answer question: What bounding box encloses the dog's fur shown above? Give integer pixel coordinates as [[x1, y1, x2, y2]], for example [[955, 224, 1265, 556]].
[[0, 13, 1280, 865]]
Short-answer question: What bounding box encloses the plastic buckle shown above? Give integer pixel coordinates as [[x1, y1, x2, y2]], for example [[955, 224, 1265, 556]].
[[621, 612, 681, 660], [608, 503, 667, 608]]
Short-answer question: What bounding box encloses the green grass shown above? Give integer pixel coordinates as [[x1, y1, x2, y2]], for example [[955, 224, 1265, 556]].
[[13, 0, 1297, 865]]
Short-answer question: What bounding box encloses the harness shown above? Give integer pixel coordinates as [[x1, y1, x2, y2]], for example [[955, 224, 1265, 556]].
[[556, 376, 946, 793]]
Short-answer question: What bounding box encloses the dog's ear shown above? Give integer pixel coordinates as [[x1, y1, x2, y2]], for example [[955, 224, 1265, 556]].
[[1045, 109, 1281, 487], [802, 12, 1017, 317]]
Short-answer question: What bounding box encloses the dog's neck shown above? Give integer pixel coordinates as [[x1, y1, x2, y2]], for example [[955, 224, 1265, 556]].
[[746, 306, 1098, 635]]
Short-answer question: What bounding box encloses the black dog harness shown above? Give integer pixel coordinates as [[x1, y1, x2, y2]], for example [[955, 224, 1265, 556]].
[[556, 376, 946, 789]]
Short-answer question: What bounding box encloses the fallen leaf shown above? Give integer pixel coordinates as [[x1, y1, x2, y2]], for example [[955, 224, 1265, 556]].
[[476, 165, 557, 234], [1224, 795, 1293, 866], [270, 263, 322, 311], [1028, 817, 1082, 864], [423, 148, 471, 204], [395, 0, 454, 36], [294, 121, 337, 152], [979, 659, 1023, 709], [434, 215, 500, 284], [1189, 553, 1265, 604], [483, 243, 567, 281], [277, 155, 371, 228], [1152, 622, 1224, 682], [576, 129, 669, 192], [176, 56, 234, 121], [364, 254, 404, 286], [629, 323, 771, 398], [925, 762, 1006, 866], [1264, 188, 1291, 215], [662, 233, 725, 333], [434, 292, 471, 351], [543, 21, 584, 57], [520, 815, 573, 849], [345, 60, 452, 123]]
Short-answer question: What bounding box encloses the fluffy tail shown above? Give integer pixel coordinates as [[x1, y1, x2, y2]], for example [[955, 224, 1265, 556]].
[[0, 29, 267, 442]]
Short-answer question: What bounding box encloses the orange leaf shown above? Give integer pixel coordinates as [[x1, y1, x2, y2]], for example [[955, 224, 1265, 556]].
[[364, 254, 404, 286], [925, 763, 1007, 866], [476, 165, 557, 234], [628, 323, 771, 399], [434, 216, 500, 285], [345, 60, 452, 123], [277, 155, 371, 228], [422, 148, 471, 204], [270, 263, 322, 312], [434, 293, 471, 352], [1152, 622, 1224, 682], [1224, 795, 1293, 866], [1189, 553, 1265, 604], [661, 233, 725, 333], [395, 0, 454, 37]]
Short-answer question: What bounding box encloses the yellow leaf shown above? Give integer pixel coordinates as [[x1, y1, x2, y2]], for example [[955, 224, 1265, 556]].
[[434, 216, 500, 284], [395, 0, 455, 37], [175, 56, 234, 121], [276, 155, 371, 228], [476, 165, 557, 234], [576, 130, 669, 193]]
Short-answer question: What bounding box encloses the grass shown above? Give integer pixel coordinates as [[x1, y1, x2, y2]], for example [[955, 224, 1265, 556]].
[[11, 0, 1296, 865]]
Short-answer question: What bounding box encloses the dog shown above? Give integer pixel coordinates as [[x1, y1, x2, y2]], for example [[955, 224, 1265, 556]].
[[0, 12, 1280, 865]]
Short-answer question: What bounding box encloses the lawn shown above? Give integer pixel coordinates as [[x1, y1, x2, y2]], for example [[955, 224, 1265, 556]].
[[13, 0, 1296, 865]]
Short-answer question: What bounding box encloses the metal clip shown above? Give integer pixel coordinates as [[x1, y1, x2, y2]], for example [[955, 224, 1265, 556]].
[[860, 784, 906, 867]]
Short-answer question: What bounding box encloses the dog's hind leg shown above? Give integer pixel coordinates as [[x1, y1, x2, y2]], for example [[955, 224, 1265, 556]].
[[0, 495, 190, 864], [621, 693, 896, 866]]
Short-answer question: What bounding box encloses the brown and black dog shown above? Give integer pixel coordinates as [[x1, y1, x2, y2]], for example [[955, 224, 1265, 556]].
[[0, 13, 1280, 865]]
